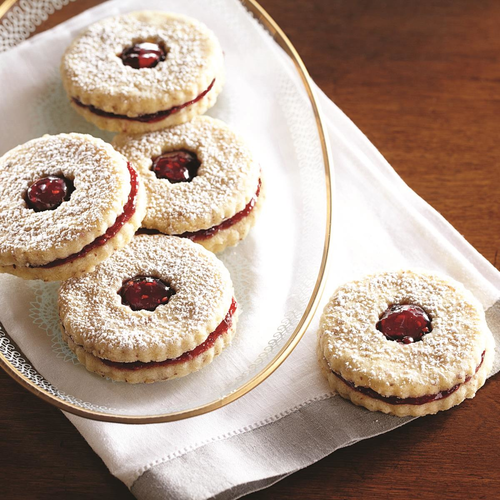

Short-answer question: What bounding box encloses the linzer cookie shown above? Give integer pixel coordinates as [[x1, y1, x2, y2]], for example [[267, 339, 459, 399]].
[[0, 133, 146, 281], [60, 11, 225, 133], [318, 270, 495, 417], [113, 116, 264, 253], [58, 234, 237, 383]]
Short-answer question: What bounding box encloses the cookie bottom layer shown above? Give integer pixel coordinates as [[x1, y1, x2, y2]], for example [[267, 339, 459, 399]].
[[70, 75, 224, 134], [0, 183, 147, 281], [64, 317, 237, 384], [318, 333, 495, 417]]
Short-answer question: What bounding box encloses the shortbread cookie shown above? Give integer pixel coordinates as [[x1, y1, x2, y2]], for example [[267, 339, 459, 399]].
[[318, 270, 495, 417], [113, 116, 264, 253], [0, 133, 146, 281], [58, 234, 237, 383], [61, 11, 225, 133]]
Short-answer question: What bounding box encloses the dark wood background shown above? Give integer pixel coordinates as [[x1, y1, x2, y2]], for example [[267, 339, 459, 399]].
[[1, 0, 499, 498]]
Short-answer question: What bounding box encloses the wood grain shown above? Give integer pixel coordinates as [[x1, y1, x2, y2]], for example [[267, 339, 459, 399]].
[[1, 0, 499, 498]]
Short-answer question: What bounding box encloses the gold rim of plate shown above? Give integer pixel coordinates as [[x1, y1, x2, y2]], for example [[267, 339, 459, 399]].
[[0, 0, 17, 20], [0, 0, 334, 424]]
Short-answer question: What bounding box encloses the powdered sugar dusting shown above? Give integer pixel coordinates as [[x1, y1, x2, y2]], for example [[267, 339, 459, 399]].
[[0, 133, 130, 266], [113, 116, 260, 234], [59, 234, 234, 363], [61, 12, 223, 114], [320, 270, 490, 396]]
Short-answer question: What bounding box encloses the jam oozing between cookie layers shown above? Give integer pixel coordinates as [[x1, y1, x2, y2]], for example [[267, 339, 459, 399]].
[[119, 276, 175, 311], [181, 179, 262, 241], [138, 179, 262, 241], [36, 163, 139, 269], [100, 298, 237, 371], [26, 176, 74, 212], [72, 79, 215, 123], [120, 42, 166, 69], [152, 150, 200, 183], [377, 304, 432, 344], [332, 351, 485, 406]]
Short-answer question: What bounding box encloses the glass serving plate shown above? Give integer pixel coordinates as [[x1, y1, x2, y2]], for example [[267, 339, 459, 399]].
[[0, 0, 333, 423]]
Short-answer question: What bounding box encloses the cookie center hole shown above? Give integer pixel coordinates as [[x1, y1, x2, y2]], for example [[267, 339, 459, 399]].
[[376, 304, 432, 344], [26, 176, 74, 212], [120, 42, 166, 69], [119, 276, 176, 311], [151, 150, 200, 183]]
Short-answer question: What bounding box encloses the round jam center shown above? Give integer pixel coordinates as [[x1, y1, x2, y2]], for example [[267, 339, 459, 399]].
[[119, 277, 175, 311], [120, 42, 166, 69], [376, 304, 432, 344], [26, 176, 73, 212], [152, 150, 200, 183]]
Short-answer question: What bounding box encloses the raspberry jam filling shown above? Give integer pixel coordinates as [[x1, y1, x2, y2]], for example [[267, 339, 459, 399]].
[[152, 150, 200, 183], [37, 163, 138, 269], [72, 79, 215, 123], [181, 179, 262, 241], [120, 42, 166, 69], [377, 304, 432, 344], [332, 351, 485, 406], [101, 298, 237, 371], [26, 176, 74, 212], [119, 276, 175, 311]]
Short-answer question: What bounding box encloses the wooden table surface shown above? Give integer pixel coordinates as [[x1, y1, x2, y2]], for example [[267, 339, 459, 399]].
[[1, 0, 499, 498]]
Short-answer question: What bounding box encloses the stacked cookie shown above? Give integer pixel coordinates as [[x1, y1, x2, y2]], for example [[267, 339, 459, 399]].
[[0, 11, 264, 383], [317, 271, 495, 416], [59, 235, 237, 384], [112, 116, 264, 253], [0, 133, 147, 281], [60, 11, 225, 133]]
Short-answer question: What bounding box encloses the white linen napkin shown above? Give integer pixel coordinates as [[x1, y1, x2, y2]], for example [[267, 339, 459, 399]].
[[1, 1, 499, 499]]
